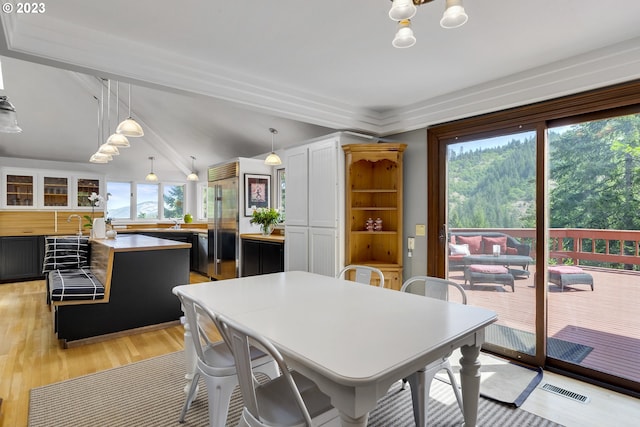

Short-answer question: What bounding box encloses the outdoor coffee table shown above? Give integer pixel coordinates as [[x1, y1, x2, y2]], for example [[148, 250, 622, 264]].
[[463, 254, 533, 278]]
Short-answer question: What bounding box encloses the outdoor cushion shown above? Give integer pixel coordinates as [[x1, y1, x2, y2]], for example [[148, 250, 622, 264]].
[[548, 266, 585, 274], [49, 268, 104, 302], [506, 247, 518, 255], [449, 243, 470, 256], [43, 236, 90, 273], [469, 264, 509, 274], [456, 235, 482, 254], [482, 236, 507, 255]]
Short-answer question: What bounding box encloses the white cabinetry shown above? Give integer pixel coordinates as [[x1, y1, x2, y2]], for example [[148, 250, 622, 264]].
[[308, 139, 338, 228], [2, 167, 104, 210], [283, 132, 361, 276], [284, 226, 309, 272], [284, 145, 308, 227]]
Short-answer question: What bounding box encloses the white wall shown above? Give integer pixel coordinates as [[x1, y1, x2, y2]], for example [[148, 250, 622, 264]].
[[386, 130, 429, 280]]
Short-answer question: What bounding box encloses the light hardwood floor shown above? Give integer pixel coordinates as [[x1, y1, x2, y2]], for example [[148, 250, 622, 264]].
[[1, 275, 639, 427]]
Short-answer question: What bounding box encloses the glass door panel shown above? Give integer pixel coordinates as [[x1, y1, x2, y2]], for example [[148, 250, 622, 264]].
[[77, 178, 100, 207], [43, 176, 68, 207], [548, 113, 640, 383], [5, 174, 34, 206], [445, 130, 537, 358]]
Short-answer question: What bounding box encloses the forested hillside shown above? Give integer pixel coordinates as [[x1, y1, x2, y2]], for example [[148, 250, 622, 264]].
[[447, 136, 536, 228], [447, 113, 640, 231]]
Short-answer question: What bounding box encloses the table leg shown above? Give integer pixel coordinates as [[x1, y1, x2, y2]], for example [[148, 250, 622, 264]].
[[338, 412, 368, 427], [459, 344, 482, 427]]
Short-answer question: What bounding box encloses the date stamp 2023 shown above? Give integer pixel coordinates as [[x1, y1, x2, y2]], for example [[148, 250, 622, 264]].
[[2, 2, 46, 14]]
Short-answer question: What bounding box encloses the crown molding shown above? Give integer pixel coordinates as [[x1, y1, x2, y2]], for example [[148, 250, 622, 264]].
[[378, 37, 640, 135], [0, 15, 384, 134], [2, 15, 639, 139]]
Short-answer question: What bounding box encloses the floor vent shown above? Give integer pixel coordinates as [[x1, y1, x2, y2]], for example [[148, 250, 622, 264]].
[[540, 383, 590, 403]]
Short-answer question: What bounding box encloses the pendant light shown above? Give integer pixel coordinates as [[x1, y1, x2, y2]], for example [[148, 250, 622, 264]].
[[187, 155, 199, 181], [0, 96, 22, 133], [440, 0, 468, 29], [97, 80, 119, 156], [264, 128, 282, 166], [106, 81, 130, 147], [392, 19, 416, 48], [116, 83, 144, 137], [0, 60, 22, 133], [389, 0, 417, 21], [90, 94, 111, 163], [145, 156, 158, 181]]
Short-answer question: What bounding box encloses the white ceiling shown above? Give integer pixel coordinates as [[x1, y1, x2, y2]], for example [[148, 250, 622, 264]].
[[0, 0, 639, 179]]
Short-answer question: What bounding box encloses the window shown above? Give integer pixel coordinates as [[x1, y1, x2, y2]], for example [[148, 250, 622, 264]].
[[107, 181, 191, 221], [197, 183, 208, 220], [163, 184, 185, 219], [136, 183, 159, 219], [276, 167, 285, 221], [106, 181, 131, 220]]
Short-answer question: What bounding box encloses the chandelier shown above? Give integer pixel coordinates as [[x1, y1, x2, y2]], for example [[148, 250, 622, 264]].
[[389, 0, 468, 48]]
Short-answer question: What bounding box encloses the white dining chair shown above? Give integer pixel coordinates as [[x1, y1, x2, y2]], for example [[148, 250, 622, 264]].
[[337, 264, 385, 287], [400, 276, 466, 425], [176, 292, 279, 427], [214, 312, 340, 427]]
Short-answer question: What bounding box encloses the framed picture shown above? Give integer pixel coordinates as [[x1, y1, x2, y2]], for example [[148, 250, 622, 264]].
[[244, 173, 271, 216]]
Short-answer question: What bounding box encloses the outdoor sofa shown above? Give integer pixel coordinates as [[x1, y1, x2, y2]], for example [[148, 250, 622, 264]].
[[448, 231, 531, 271]]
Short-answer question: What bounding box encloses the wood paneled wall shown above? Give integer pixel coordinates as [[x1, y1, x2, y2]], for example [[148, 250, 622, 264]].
[[0, 211, 103, 236]]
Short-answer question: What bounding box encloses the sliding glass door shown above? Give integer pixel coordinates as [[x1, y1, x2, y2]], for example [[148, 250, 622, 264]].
[[547, 113, 640, 385], [426, 81, 640, 393], [444, 130, 539, 362]]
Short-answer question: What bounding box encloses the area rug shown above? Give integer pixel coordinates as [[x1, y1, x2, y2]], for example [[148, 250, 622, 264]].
[[487, 324, 593, 363], [440, 349, 543, 407], [28, 351, 564, 427]]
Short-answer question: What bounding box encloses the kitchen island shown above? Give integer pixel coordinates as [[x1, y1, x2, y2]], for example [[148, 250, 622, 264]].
[[55, 234, 191, 347]]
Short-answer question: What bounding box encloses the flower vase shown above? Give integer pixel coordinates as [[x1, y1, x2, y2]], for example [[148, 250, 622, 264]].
[[261, 223, 275, 236]]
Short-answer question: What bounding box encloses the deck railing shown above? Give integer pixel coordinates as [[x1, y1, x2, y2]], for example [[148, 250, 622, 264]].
[[451, 228, 640, 268]]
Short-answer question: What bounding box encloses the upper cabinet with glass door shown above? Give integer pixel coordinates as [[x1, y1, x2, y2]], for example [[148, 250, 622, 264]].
[[1, 167, 103, 209], [76, 178, 101, 208], [3, 170, 36, 208], [41, 174, 69, 208]]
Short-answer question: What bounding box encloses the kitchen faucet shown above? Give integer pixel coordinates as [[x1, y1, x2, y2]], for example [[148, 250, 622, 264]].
[[67, 214, 83, 236]]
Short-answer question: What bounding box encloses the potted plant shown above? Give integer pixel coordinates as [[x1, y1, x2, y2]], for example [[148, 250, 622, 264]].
[[83, 192, 105, 232], [250, 207, 282, 236]]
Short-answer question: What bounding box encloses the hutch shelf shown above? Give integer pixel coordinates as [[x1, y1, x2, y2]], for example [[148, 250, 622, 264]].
[[343, 143, 406, 290]]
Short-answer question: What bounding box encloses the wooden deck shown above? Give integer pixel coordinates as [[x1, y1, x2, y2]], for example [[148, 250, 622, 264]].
[[447, 266, 640, 383]]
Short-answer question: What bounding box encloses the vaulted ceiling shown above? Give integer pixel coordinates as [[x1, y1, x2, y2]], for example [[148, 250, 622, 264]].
[[1, 1, 639, 179]]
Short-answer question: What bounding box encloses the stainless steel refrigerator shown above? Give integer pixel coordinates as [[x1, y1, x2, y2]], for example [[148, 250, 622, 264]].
[[208, 162, 239, 280]]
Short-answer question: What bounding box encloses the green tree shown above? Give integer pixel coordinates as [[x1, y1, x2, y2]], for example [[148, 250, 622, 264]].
[[163, 185, 184, 219]]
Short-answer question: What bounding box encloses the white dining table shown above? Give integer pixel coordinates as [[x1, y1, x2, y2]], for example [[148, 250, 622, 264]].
[[173, 271, 497, 427]]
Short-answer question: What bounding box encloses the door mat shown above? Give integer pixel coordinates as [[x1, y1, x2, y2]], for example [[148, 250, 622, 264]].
[[439, 349, 543, 407], [487, 324, 593, 364]]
